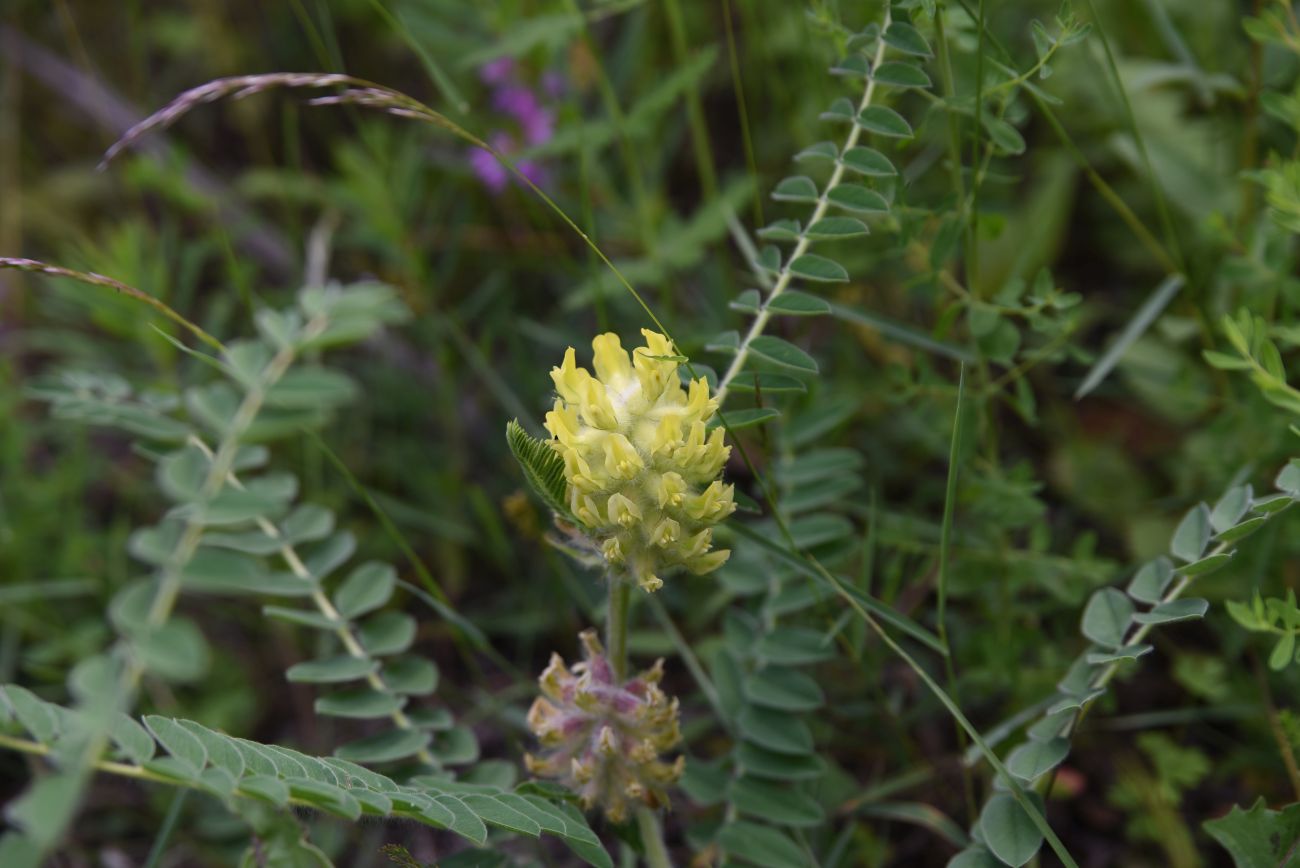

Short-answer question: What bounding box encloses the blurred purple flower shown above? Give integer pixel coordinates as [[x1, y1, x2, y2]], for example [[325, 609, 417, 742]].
[[468, 59, 559, 193]]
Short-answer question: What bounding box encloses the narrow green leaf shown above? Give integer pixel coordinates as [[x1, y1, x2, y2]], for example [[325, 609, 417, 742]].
[[771, 176, 819, 203], [788, 254, 848, 283], [795, 141, 838, 162], [711, 407, 780, 431], [856, 106, 913, 138], [1074, 275, 1184, 399], [766, 291, 831, 316], [757, 219, 801, 242], [1132, 598, 1209, 625], [286, 655, 378, 684], [840, 146, 896, 176], [804, 217, 870, 239], [827, 185, 889, 214], [315, 689, 406, 719], [335, 728, 431, 763], [982, 117, 1027, 155], [872, 61, 931, 88], [748, 336, 820, 372]]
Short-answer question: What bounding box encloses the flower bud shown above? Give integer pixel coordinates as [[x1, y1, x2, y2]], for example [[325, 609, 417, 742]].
[[524, 630, 684, 822]]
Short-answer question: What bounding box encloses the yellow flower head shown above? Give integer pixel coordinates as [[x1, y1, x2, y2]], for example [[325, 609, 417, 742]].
[[544, 330, 735, 591]]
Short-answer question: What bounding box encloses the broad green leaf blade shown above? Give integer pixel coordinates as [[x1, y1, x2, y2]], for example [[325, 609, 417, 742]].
[[742, 667, 826, 711], [979, 793, 1045, 867], [1203, 798, 1300, 868], [1126, 557, 1173, 604], [1080, 588, 1134, 648], [1005, 738, 1069, 782], [883, 21, 933, 57], [333, 562, 396, 619], [1170, 504, 1212, 562]]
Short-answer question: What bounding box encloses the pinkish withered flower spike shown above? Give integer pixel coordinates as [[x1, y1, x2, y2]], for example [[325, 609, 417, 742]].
[[525, 629, 684, 823]]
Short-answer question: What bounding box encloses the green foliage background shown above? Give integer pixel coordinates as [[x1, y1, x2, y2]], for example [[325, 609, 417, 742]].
[[2, 0, 1299, 865]]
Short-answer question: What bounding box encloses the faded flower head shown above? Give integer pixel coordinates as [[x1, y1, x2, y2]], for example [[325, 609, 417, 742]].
[[525, 630, 683, 822], [544, 329, 735, 592]]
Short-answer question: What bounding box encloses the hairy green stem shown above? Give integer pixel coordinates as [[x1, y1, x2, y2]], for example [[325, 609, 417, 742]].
[[636, 806, 674, 868], [606, 578, 671, 867], [607, 579, 633, 683]]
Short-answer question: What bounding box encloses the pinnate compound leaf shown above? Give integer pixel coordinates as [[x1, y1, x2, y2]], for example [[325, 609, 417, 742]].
[[144, 716, 207, 775], [506, 420, 572, 520]]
